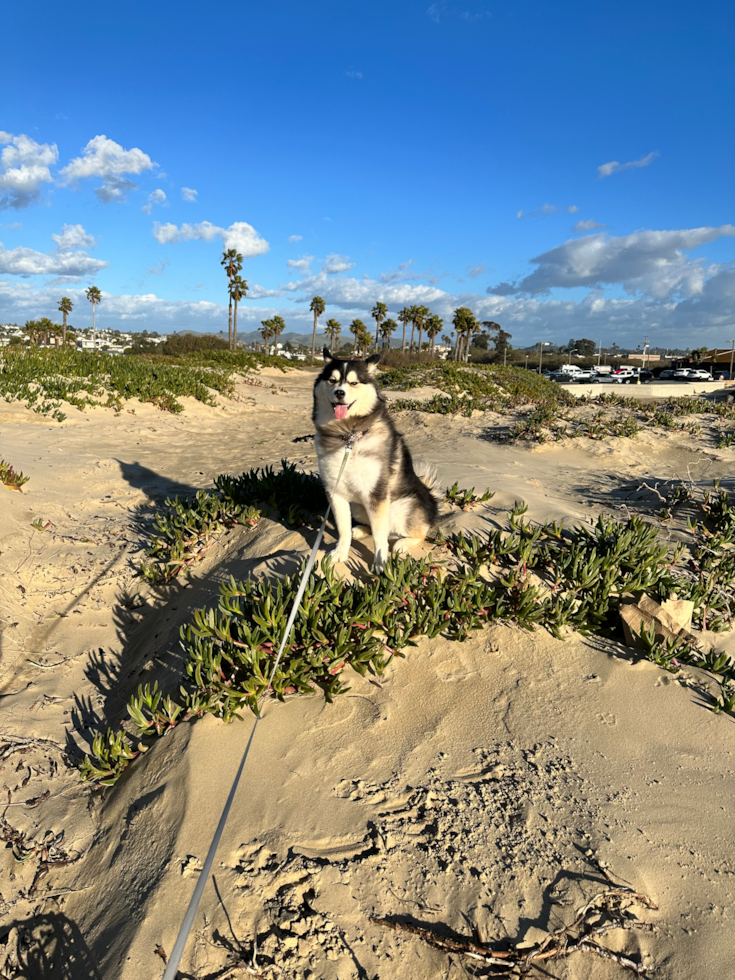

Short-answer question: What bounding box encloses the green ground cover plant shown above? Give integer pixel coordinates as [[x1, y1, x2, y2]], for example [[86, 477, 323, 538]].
[[0, 459, 29, 490], [140, 461, 327, 584], [0, 347, 294, 420], [503, 392, 735, 445], [381, 362, 574, 415], [82, 475, 735, 785], [379, 364, 735, 447], [444, 482, 494, 509]]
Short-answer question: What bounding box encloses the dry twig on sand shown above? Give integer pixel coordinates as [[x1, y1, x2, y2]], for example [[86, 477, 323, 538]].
[[371, 886, 658, 977]]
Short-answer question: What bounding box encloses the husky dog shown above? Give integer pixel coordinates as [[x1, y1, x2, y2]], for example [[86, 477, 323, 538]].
[[313, 348, 440, 570]]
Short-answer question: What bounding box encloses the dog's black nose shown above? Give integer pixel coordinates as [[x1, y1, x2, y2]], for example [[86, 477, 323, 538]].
[[334, 388, 346, 400]]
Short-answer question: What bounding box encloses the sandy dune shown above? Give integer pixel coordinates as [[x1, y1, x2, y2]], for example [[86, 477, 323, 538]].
[[1, 367, 734, 979]]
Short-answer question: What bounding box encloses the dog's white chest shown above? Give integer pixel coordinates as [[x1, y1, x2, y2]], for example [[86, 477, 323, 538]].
[[317, 439, 382, 503]]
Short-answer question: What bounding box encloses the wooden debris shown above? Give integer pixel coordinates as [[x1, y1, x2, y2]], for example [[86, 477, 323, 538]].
[[371, 886, 658, 977]]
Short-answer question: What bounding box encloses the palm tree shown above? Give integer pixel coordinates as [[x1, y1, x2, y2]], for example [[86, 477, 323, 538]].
[[350, 318, 367, 354], [310, 296, 326, 358], [453, 307, 480, 361], [414, 305, 429, 351], [441, 334, 451, 348], [325, 318, 341, 352], [359, 323, 373, 352], [381, 317, 397, 349], [221, 249, 243, 349], [58, 297, 73, 346], [397, 307, 412, 352], [371, 301, 388, 351], [260, 318, 274, 354], [85, 286, 102, 349], [452, 308, 468, 362], [229, 275, 248, 350], [426, 314, 443, 354], [23, 320, 39, 346], [408, 305, 419, 350], [271, 315, 286, 354]]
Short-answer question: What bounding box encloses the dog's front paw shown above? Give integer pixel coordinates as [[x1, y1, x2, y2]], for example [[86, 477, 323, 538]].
[[351, 524, 371, 541], [330, 544, 351, 564], [372, 548, 387, 574]]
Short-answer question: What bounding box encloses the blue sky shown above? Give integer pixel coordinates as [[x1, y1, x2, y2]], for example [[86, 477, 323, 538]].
[[1, 0, 733, 346]]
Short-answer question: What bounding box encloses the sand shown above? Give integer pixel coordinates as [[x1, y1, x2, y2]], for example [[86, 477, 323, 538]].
[[1, 367, 734, 979]]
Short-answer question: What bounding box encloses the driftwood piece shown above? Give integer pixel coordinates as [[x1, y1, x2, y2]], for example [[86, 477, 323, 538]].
[[371, 887, 658, 977]]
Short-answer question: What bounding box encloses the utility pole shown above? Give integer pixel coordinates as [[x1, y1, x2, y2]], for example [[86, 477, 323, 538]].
[[643, 336, 649, 370], [597, 340, 602, 366], [525, 354, 529, 372], [537, 342, 548, 373], [729, 340, 735, 381]]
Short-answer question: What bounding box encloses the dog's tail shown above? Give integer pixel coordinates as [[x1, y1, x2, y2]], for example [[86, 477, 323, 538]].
[[414, 461, 444, 504]]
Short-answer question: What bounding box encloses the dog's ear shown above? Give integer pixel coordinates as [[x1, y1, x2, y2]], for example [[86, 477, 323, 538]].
[[322, 346, 333, 363], [365, 352, 381, 376]]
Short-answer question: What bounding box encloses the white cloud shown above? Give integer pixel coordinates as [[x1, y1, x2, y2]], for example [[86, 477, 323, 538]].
[[152, 220, 269, 258], [573, 219, 607, 233], [598, 151, 659, 178], [281, 269, 446, 310], [51, 223, 98, 250], [287, 255, 314, 274], [147, 259, 169, 276], [322, 253, 355, 274], [94, 176, 138, 203], [346, 70, 363, 79], [467, 264, 486, 279], [487, 224, 735, 298], [3, 260, 735, 347], [0, 132, 58, 210], [379, 260, 414, 284], [288, 234, 302, 242], [181, 187, 198, 202], [517, 203, 556, 220], [568, 205, 579, 214], [153, 220, 219, 244], [376, 260, 447, 287], [0, 222, 22, 230], [248, 284, 287, 299], [0, 242, 108, 278], [141, 188, 167, 214], [60, 135, 156, 202]]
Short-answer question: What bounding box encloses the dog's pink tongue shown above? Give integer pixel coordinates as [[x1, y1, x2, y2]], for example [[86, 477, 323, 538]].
[[333, 404, 349, 420]]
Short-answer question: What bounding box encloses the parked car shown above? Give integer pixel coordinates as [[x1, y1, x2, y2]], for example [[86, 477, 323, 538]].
[[715, 371, 731, 381], [570, 369, 595, 382], [658, 369, 675, 379], [687, 368, 714, 381], [610, 369, 654, 384], [608, 368, 637, 383], [673, 368, 693, 380]]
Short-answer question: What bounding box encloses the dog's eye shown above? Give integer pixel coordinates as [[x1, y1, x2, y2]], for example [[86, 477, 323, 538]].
[[350, 381, 358, 387], [328, 379, 337, 385]]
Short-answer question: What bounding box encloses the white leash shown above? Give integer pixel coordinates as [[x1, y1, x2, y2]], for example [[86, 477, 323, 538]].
[[162, 440, 354, 980]]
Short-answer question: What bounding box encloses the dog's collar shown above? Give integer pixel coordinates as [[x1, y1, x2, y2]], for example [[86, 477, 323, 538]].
[[336, 429, 367, 445]]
